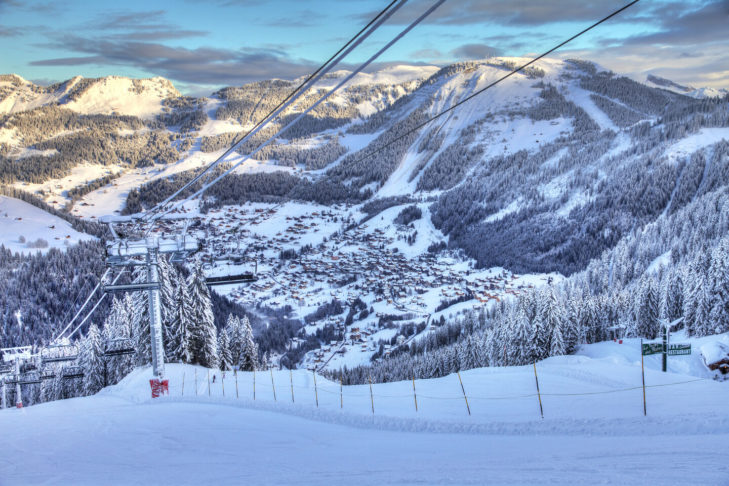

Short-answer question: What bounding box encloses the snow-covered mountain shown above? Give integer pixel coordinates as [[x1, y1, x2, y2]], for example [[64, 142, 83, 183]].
[[0, 74, 180, 118], [1, 56, 728, 372]]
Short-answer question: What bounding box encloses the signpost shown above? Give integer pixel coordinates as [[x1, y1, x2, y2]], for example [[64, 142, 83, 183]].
[[668, 344, 691, 356], [640, 332, 691, 416], [641, 343, 663, 356]]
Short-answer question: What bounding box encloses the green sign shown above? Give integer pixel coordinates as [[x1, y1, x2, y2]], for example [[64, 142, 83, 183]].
[[642, 343, 663, 356], [668, 343, 691, 356]]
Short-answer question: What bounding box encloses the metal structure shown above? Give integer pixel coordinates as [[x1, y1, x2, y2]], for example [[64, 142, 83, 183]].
[[102, 224, 199, 382], [206, 272, 257, 287]]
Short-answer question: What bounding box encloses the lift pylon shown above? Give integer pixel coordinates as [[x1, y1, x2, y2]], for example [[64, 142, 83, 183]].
[[103, 231, 198, 392]]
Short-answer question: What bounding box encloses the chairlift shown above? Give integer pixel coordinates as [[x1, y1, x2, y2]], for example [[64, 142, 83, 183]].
[[40, 343, 79, 364], [104, 338, 135, 357], [205, 272, 258, 287]]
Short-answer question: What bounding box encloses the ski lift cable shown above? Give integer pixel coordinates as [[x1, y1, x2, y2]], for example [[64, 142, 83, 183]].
[[65, 269, 125, 341], [51, 267, 111, 344], [340, 0, 641, 168], [58, 275, 91, 330], [147, 0, 446, 227], [138, 0, 405, 226]]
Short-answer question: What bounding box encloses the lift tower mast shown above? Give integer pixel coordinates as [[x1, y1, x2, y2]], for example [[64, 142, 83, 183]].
[[103, 215, 198, 389]]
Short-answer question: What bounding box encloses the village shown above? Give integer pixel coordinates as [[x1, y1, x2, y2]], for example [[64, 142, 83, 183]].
[[150, 201, 557, 370]]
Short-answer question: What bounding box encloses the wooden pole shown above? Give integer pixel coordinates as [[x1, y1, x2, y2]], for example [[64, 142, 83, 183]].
[[641, 338, 647, 416], [412, 375, 418, 412], [221, 371, 225, 397], [290, 370, 295, 403], [181, 371, 185, 397], [270, 368, 277, 402], [235, 369, 239, 399], [533, 363, 544, 419], [339, 375, 343, 409], [207, 369, 211, 397], [368, 374, 375, 414], [457, 371, 471, 416], [253, 369, 256, 400], [194, 368, 198, 396], [313, 371, 319, 408]]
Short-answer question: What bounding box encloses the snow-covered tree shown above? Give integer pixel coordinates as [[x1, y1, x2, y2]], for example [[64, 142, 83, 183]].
[[166, 273, 193, 363], [709, 238, 729, 334], [131, 266, 151, 366], [218, 327, 233, 371], [188, 260, 218, 368], [80, 324, 106, 395], [239, 315, 258, 371]]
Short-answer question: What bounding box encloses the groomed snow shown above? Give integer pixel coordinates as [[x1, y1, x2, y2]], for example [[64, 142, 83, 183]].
[[2, 335, 729, 485]]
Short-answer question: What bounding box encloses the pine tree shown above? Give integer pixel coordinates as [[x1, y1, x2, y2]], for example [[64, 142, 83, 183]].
[[80, 324, 107, 395], [188, 260, 218, 368], [665, 271, 684, 323], [635, 278, 660, 339], [226, 314, 244, 368], [239, 315, 258, 371], [131, 266, 151, 366], [166, 273, 193, 363], [709, 238, 729, 334], [549, 320, 566, 356], [103, 297, 134, 384], [218, 328, 233, 371], [158, 255, 177, 343]]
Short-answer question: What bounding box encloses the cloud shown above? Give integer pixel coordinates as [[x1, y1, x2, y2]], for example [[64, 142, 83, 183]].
[[619, 0, 729, 47], [31, 35, 317, 86], [0, 25, 21, 37], [451, 43, 501, 60], [83, 10, 208, 41], [357, 0, 644, 27]]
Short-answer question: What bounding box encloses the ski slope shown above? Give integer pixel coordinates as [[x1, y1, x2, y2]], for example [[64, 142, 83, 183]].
[[2, 336, 729, 485]]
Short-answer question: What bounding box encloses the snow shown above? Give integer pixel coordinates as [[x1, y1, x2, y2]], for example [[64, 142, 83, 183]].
[[645, 250, 671, 274], [309, 64, 439, 90], [0, 195, 94, 253], [3, 335, 729, 485], [0, 75, 180, 119], [664, 127, 729, 162], [64, 76, 179, 120], [700, 340, 729, 367]]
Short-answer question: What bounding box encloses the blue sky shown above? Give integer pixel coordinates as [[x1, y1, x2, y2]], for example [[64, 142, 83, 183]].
[[0, 0, 727, 95]]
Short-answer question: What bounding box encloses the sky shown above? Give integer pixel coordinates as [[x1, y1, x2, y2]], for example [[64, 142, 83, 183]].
[[0, 0, 727, 96]]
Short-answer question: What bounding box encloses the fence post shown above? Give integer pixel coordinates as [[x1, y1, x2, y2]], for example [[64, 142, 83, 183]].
[[412, 375, 418, 412], [181, 370, 185, 397], [533, 363, 544, 419], [340, 375, 343, 409], [235, 369, 239, 399], [313, 371, 319, 408], [194, 368, 198, 396], [253, 369, 256, 400], [207, 369, 211, 397], [270, 368, 277, 402], [221, 371, 225, 397], [641, 338, 647, 416], [457, 371, 471, 416], [368, 374, 375, 414], [290, 369, 295, 403]]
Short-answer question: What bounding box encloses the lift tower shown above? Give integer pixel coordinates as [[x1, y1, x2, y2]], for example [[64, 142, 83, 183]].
[[103, 216, 198, 392]]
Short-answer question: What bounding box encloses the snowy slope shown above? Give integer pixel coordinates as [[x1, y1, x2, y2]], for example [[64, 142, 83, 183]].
[[2, 338, 729, 485], [0, 195, 93, 253]]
